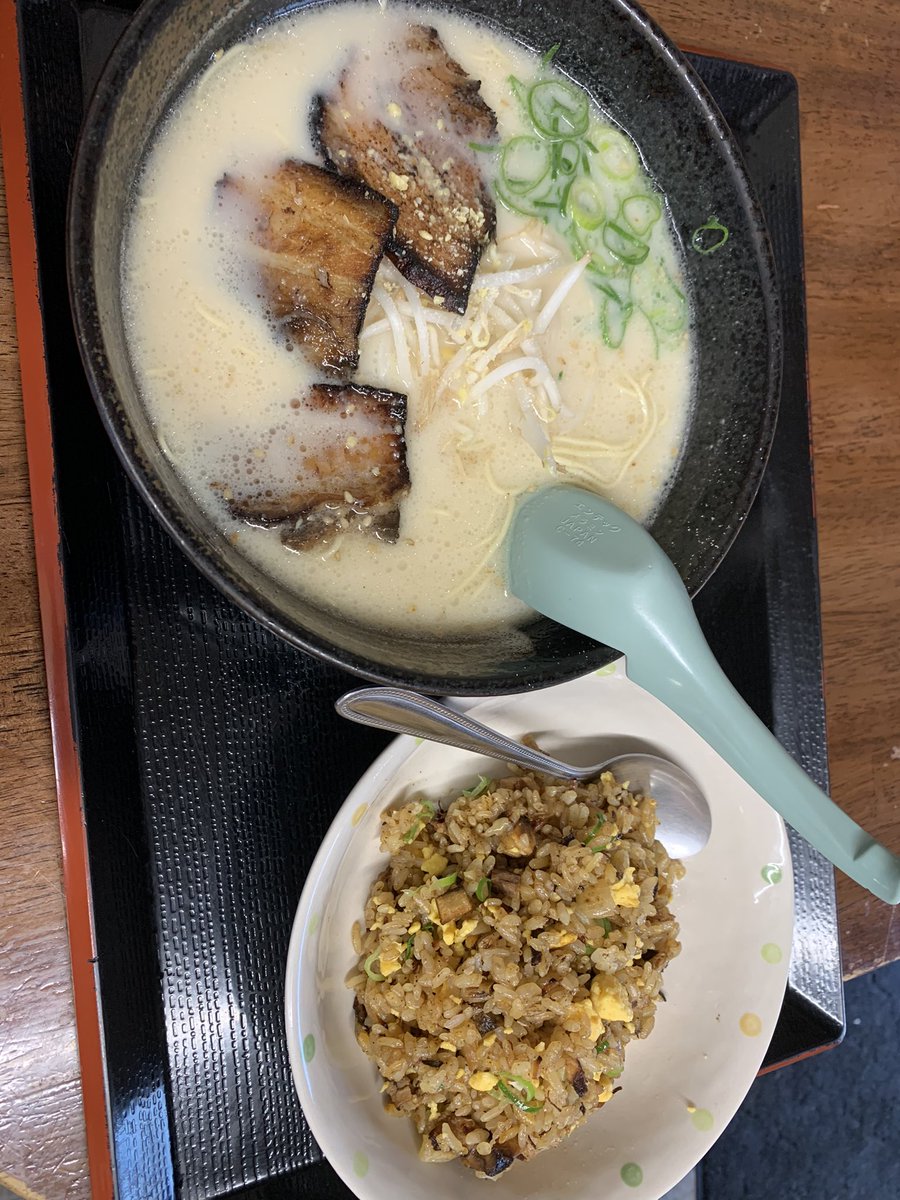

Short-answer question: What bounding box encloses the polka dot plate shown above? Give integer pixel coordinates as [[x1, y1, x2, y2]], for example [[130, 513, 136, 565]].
[[285, 663, 793, 1199]]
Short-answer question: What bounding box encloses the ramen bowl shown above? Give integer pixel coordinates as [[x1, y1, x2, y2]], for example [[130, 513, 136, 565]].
[[68, 0, 780, 693]]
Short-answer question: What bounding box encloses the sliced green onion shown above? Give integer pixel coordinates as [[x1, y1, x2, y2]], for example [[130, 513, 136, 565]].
[[364, 951, 384, 982], [468, 140, 499, 153], [600, 294, 634, 348], [557, 176, 575, 217], [632, 259, 687, 333], [599, 917, 613, 936], [541, 42, 561, 66], [595, 1039, 610, 1054], [586, 814, 605, 840], [402, 799, 436, 843], [568, 177, 605, 230], [475, 877, 491, 902], [435, 872, 458, 891], [622, 194, 662, 238], [593, 129, 639, 180], [605, 1065, 624, 1078], [462, 775, 492, 799], [486, 68, 685, 351], [528, 79, 589, 139], [495, 180, 547, 219], [583, 220, 626, 275], [501, 1072, 536, 1101], [691, 217, 730, 254], [583, 810, 618, 852], [555, 139, 581, 176], [500, 136, 552, 195], [401, 923, 435, 959], [508, 74, 530, 115], [589, 829, 618, 853], [602, 221, 650, 266], [495, 1075, 544, 1112], [584, 943, 597, 955]]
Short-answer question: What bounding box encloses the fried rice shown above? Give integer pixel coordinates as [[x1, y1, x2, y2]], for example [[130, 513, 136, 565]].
[[349, 768, 683, 1178]]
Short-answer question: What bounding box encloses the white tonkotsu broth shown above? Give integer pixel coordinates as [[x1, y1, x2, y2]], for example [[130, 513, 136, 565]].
[[123, 0, 693, 634]]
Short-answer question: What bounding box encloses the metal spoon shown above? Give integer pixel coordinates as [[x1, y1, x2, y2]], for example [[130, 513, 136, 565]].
[[508, 484, 900, 904], [336, 686, 712, 859]]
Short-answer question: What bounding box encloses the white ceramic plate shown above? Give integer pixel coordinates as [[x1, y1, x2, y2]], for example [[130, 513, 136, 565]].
[[286, 664, 793, 1199]]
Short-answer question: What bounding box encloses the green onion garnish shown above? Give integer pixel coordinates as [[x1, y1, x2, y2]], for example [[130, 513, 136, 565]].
[[622, 193, 662, 238], [363, 951, 385, 982], [402, 934, 415, 962], [475, 877, 491, 902], [595, 1039, 610, 1054], [502, 1073, 536, 1101], [593, 129, 639, 179], [508, 73, 530, 114], [461, 775, 492, 799], [541, 42, 561, 66], [602, 221, 650, 266], [488, 50, 684, 355], [584, 943, 597, 955], [605, 1065, 624, 1078], [584, 813, 617, 850], [528, 79, 589, 140], [435, 872, 458, 891], [585, 238, 621, 277], [468, 141, 499, 153], [600, 296, 633, 343], [585, 815, 604, 839], [599, 918, 613, 936], [494, 1073, 544, 1113], [554, 139, 580, 176], [402, 799, 436, 843], [500, 135, 552, 195], [632, 260, 687, 334], [691, 217, 730, 254], [568, 176, 605, 230]]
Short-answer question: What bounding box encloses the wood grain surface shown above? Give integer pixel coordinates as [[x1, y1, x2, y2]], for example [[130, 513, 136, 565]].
[[0, 0, 898, 1196]]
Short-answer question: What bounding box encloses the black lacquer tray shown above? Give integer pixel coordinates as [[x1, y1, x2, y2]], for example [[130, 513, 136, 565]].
[[12, 2, 844, 1196]]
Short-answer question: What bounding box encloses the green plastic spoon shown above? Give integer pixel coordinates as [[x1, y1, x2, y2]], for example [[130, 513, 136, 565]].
[[508, 484, 900, 904]]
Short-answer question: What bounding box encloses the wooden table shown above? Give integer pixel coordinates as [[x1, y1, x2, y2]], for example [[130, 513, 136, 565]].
[[1, 1, 898, 1196]]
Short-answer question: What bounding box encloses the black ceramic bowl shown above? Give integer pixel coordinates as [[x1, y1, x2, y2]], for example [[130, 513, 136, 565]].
[[68, 0, 780, 694]]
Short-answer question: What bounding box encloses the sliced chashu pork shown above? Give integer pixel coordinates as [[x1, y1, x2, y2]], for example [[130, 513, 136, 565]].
[[218, 383, 409, 549], [312, 23, 498, 313], [219, 161, 397, 377]]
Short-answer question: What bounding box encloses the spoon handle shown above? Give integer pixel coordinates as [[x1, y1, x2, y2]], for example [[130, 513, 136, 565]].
[[335, 687, 590, 780], [619, 576, 900, 904], [510, 485, 900, 903]]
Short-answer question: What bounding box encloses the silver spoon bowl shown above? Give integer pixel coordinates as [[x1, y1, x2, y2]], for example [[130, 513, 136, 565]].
[[336, 687, 712, 859]]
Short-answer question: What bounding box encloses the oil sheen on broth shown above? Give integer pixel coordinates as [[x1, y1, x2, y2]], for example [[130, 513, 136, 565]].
[[123, 1, 693, 634]]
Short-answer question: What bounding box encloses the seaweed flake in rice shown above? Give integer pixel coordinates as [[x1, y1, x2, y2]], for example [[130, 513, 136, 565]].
[[350, 769, 683, 1177]]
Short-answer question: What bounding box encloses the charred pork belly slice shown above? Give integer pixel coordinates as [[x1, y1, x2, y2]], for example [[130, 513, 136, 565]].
[[219, 383, 409, 549], [219, 161, 397, 376], [312, 24, 497, 313]]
